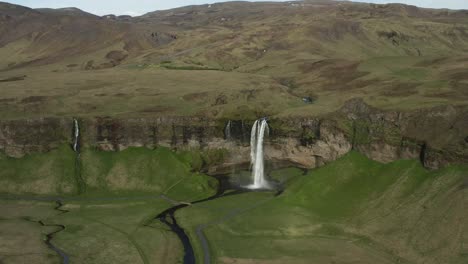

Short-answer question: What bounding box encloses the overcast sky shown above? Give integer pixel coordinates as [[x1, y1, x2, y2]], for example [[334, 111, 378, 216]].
[[7, 0, 468, 16]]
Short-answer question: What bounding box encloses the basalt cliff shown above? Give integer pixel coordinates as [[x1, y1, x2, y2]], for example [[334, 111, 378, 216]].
[[1, 99, 467, 174]]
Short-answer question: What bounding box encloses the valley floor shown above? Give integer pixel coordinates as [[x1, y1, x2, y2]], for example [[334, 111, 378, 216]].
[[1, 152, 467, 264]]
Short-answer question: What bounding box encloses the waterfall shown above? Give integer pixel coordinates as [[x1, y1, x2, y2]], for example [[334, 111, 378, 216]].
[[248, 118, 270, 189], [225, 120, 232, 140], [73, 119, 79, 153], [250, 120, 258, 166]]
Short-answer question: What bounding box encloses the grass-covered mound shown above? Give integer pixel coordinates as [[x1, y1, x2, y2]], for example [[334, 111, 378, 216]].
[[177, 152, 468, 264], [0, 146, 218, 201], [0, 145, 77, 195], [80, 147, 217, 200]]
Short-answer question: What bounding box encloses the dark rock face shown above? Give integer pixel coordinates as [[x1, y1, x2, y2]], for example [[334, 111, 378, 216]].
[[0, 118, 70, 157], [0, 99, 466, 170], [337, 98, 468, 169], [82, 117, 222, 151]]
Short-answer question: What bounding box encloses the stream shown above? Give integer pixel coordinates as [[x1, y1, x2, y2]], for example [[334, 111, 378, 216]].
[[2, 174, 280, 264], [22, 200, 70, 264], [42, 201, 70, 264], [152, 174, 282, 264], [152, 175, 249, 264]]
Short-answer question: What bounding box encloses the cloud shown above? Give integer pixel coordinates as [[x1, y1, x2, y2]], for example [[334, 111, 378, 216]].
[[9, 0, 468, 16], [121, 11, 142, 17]]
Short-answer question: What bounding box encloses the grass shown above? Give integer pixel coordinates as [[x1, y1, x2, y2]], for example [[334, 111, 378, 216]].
[[0, 152, 466, 263], [1, 52, 467, 120], [0, 146, 221, 263], [283, 153, 423, 220], [50, 199, 180, 264], [0, 199, 186, 264], [2, 2, 468, 263], [0, 145, 77, 195], [0, 145, 219, 201], [2, 2, 468, 120], [0, 200, 62, 264], [80, 147, 217, 200], [176, 152, 468, 264], [160, 63, 222, 71]]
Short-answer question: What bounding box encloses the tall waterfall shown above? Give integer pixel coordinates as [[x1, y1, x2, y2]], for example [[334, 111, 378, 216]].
[[73, 119, 80, 153], [225, 120, 232, 140], [248, 118, 270, 189]]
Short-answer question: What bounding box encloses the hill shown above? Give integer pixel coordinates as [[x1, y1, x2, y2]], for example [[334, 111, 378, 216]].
[[0, 0, 468, 120]]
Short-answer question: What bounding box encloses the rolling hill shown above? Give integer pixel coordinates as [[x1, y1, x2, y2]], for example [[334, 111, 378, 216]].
[[0, 0, 467, 120]]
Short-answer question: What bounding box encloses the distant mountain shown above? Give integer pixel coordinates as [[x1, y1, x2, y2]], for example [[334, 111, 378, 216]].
[[0, 0, 467, 119]]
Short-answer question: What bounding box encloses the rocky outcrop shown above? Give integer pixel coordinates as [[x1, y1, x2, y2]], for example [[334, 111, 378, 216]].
[[0, 99, 466, 171], [337, 98, 468, 169], [0, 118, 70, 158]]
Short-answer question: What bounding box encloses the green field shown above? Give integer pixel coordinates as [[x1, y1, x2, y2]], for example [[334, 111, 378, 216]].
[[1, 151, 467, 263], [177, 152, 468, 264]]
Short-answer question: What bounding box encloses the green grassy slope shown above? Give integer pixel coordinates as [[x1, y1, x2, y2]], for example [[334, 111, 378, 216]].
[[81, 147, 217, 200], [177, 152, 468, 264], [0, 145, 77, 195], [50, 200, 181, 264], [0, 146, 221, 263], [0, 145, 218, 200]]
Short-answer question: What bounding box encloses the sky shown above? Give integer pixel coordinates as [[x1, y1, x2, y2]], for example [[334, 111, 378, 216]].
[[7, 0, 468, 16]]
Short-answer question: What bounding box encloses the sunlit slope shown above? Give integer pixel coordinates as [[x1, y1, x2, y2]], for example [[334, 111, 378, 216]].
[[178, 152, 468, 263], [0, 146, 217, 199], [0, 2, 157, 71]]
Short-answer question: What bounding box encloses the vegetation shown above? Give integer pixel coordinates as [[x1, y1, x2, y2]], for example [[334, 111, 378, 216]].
[[0, 145, 77, 195], [0, 200, 62, 264], [1, 149, 466, 263], [2, 2, 468, 120], [80, 147, 216, 198], [177, 152, 468, 264], [51, 199, 180, 264], [1, 1, 468, 263]]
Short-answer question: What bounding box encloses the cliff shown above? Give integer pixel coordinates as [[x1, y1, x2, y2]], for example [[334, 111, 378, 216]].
[[0, 99, 467, 173]]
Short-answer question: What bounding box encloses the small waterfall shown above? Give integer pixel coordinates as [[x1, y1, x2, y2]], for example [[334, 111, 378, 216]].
[[72, 118, 85, 194], [72, 119, 80, 153], [225, 120, 232, 140], [248, 118, 270, 189]]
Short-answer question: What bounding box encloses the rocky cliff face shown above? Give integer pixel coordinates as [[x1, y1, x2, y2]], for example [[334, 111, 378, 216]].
[[0, 99, 467, 171], [336, 99, 468, 169], [0, 118, 70, 158]]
